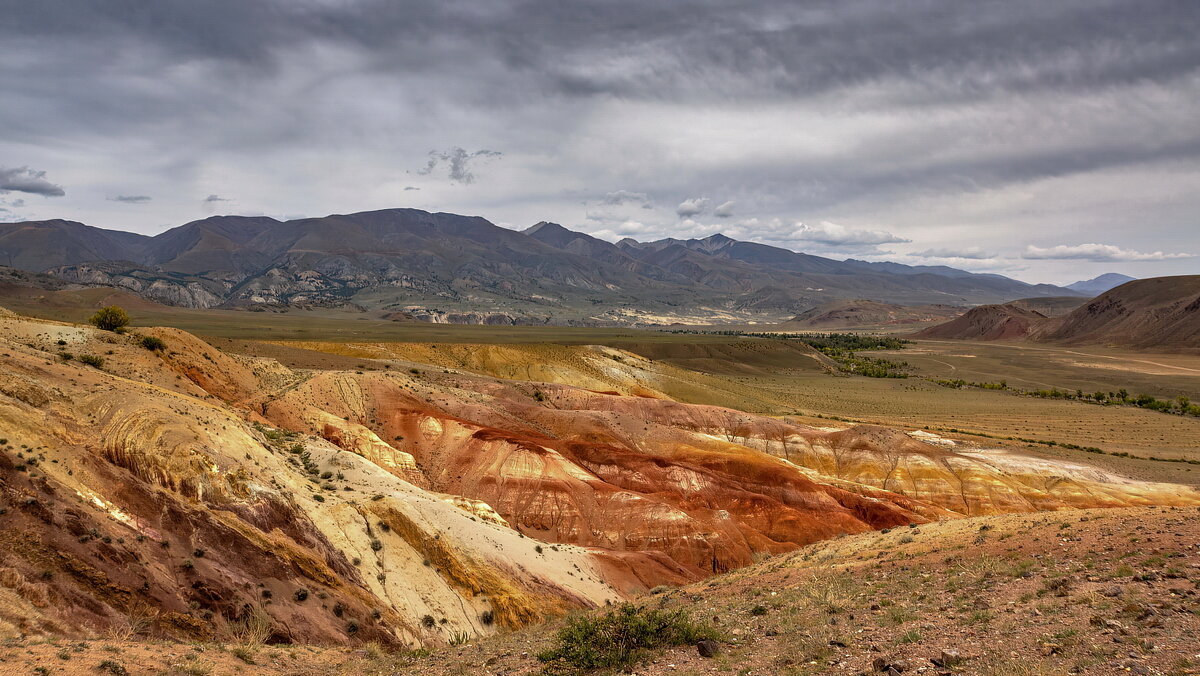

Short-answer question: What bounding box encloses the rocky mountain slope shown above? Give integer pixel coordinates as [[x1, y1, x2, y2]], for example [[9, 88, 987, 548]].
[[1, 210, 1079, 322], [916, 276, 1200, 351], [1, 308, 1196, 649], [913, 303, 1051, 341], [1006, 295, 1089, 317], [778, 299, 963, 329], [1037, 275, 1200, 350]]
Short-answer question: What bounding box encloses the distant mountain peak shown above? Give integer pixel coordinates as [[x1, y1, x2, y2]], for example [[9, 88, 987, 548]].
[[523, 221, 570, 235], [1066, 273, 1137, 294]]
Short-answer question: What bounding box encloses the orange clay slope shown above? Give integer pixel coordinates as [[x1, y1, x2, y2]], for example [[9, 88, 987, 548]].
[[0, 307, 1195, 647]]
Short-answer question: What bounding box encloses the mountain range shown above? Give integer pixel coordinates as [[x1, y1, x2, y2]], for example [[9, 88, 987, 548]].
[[0, 209, 1082, 324]]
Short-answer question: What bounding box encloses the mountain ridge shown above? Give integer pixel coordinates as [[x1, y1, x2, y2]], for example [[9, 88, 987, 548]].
[[0, 210, 1082, 323]]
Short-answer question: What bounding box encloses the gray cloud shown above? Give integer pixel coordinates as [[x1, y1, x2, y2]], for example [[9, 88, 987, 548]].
[[203, 194, 231, 203], [416, 147, 502, 184], [675, 198, 709, 218], [0, 1, 1196, 282], [713, 200, 735, 218], [0, 166, 64, 196], [601, 190, 651, 207], [1023, 243, 1193, 262], [108, 194, 151, 203]]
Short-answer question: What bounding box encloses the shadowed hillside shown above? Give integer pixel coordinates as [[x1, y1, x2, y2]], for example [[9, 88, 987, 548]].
[[915, 276, 1200, 352]]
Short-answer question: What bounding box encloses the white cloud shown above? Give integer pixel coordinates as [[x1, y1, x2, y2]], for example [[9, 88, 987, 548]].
[[714, 200, 735, 218], [590, 219, 659, 240], [1023, 243, 1193, 261], [912, 246, 996, 259], [675, 197, 709, 218], [793, 221, 909, 246]]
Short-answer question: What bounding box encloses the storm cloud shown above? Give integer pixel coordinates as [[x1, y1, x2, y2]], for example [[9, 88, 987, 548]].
[[0, 167, 64, 197], [0, 0, 1196, 283]]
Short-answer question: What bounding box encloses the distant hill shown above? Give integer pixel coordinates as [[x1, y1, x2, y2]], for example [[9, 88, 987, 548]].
[[1066, 272, 1136, 295], [913, 303, 1049, 341], [1038, 275, 1200, 350], [1007, 296, 1089, 317], [915, 275, 1200, 351], [0, 209, 1082, 324], [779, 299, 963, 329]]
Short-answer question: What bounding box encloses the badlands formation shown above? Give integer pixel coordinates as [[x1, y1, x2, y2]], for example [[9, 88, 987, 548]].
[[0, 308, 1196, 647]]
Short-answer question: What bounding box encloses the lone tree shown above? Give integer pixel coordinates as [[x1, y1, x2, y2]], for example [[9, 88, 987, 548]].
[[89, 305, 130, 332]]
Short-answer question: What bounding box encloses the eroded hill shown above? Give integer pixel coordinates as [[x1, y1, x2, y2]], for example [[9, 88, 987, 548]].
[[0, 309, 1195, 651]]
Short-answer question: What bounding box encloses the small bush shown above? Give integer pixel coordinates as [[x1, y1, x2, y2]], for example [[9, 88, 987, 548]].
[[139, 335, 166, 351], [231, 646, 256, 665], [537, 604, 718, 673], [97, 660, 130, 676], [89, 306, 130, 332], [77, 354, 105, 368]]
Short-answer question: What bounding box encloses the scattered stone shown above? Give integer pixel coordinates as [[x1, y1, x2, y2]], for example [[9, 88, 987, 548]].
[[930, 649, 962, 668], [872, 656, 905, 673], [696, 639, 721, 658]]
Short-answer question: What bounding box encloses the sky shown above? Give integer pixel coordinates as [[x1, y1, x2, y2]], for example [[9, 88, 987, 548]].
[[0, 0, 1197, 285]]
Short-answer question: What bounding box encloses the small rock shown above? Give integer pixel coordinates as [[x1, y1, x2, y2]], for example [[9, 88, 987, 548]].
[[696, 639, 721, 658], [931, 649, 962, 668]]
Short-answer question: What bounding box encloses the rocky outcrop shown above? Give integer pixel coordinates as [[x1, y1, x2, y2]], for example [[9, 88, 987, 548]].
[[49, 262, 225, 308]]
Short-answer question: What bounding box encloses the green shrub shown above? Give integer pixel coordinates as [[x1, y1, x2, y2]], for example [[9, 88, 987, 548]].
[[77, 354, 105, 368], [97, 659, 129, 675], [139, 335, 166, 351], [89, 306, 130, 332], [537, 604, 718, 673]]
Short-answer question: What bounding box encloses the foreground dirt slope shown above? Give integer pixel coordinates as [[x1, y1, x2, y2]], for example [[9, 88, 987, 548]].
[[1, 308, 1196, 651], [402, 505, 1200, 676], [7, 506, 1196, 675]]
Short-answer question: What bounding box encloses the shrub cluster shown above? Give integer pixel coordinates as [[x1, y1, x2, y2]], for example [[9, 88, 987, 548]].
[[537, 604, 718, 673]]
